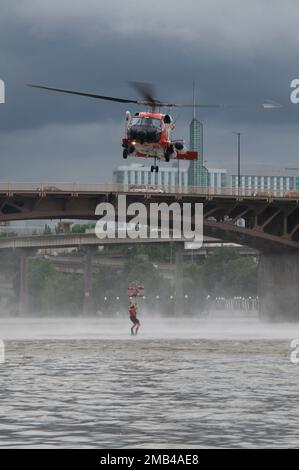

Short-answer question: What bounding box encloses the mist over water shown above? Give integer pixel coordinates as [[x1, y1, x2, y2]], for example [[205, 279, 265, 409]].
[[0, 313, 298, 341], [1, 313, 299, 448]]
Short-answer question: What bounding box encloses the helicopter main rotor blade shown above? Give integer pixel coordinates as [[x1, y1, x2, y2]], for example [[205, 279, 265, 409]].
[[158, 101, 282, 109], [160, 103, 226, 108], [128, 81, 157, 107], [27, 84, 142, 104], [28, 84, 282, 110]]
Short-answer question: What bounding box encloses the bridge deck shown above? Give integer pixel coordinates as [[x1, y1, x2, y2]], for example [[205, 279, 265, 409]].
[[0, 181, 298, 200], [1, 182, 299, 251]]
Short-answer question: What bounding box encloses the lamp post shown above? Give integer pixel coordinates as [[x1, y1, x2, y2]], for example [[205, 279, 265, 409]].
[[232, 132, 241, 196], [176, 159, 180, 187]]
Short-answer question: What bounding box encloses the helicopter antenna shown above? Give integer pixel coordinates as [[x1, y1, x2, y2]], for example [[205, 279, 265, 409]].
[[193, 81, 196, 119]]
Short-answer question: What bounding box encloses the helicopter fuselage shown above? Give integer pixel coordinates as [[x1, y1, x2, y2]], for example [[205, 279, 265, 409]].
[[122, 111, 197, 162]]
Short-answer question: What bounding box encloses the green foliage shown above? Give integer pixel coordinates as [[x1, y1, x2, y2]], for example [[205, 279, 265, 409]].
[[71, 223, 95, 234], [127, 244, 172, 261], [0, 244, 258, 316], [43, 224, 52, 235], [93, 253, 172, 314], [0, 249, 19, 304], [0, 231, 17, 238], [28, 258, 83, 314], [108, 244, 172, 262], [184, 248, 257, 299], [39, 273, 83, 313]]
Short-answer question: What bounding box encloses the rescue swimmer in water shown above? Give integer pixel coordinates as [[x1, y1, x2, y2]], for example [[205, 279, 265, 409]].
[[128, 301, 140, 336], [128, 283, 144, 336]]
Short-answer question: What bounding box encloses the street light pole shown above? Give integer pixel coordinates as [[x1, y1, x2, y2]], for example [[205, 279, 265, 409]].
[[233, 132, 241, 195]]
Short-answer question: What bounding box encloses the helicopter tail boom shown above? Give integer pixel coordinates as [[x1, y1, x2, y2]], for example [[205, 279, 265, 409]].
[[176, 150, 198, 161]]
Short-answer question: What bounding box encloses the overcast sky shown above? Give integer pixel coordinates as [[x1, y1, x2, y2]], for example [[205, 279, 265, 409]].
[[0, 0, 299, 181]]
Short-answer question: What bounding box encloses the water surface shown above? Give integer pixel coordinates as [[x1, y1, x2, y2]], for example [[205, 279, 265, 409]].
[[0, 315, 298, 448]]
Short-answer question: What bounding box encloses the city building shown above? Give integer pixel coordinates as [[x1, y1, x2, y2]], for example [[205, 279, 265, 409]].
[[208, 168, 227, 190], [188, 116, 209, 186], [230, 173, 299, 192], [113, 162, 227, 191], [113, 163, 189, 187]]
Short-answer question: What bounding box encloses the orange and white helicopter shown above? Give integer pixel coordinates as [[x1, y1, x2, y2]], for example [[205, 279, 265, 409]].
[[28, 81, 281, 172]]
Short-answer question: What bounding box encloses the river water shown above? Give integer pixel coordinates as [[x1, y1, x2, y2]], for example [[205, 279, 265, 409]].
[[0, 314, 299, 448]]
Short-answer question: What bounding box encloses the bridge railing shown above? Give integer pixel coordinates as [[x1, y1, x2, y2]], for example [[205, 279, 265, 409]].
[[0, 181, 294, 199]]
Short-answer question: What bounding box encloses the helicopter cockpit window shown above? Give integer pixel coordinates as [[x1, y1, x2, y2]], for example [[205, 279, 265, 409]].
[[130, 117, 161, 128]]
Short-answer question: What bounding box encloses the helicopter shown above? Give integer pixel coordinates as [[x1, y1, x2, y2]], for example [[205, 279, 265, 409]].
[[28, 81, 281, 172]]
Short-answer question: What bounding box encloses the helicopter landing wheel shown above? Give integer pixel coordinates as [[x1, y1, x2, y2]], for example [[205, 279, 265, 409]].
[[123, 149, 128, 159], [165, 144, 174, 162]]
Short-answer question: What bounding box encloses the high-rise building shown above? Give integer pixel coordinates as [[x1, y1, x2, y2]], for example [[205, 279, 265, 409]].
[[188, 117, 209, 186]]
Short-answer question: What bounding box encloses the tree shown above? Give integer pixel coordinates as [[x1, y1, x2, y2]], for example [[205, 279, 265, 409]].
[[71, 223, 95, 234], [28, 258, 83, 314], [184, 248, 257, 299], [43, 224, 52, 235]]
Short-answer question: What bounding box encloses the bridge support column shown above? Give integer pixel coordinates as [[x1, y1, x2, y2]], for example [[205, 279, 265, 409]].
[[83, 246, 96, 315], [258, 252, 299, 321], [19, 249, 34, 315], [174, 242, 184, 316]]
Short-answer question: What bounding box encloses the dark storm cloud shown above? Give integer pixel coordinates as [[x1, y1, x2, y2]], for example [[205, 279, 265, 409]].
[[0, 0, 299, 181]]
